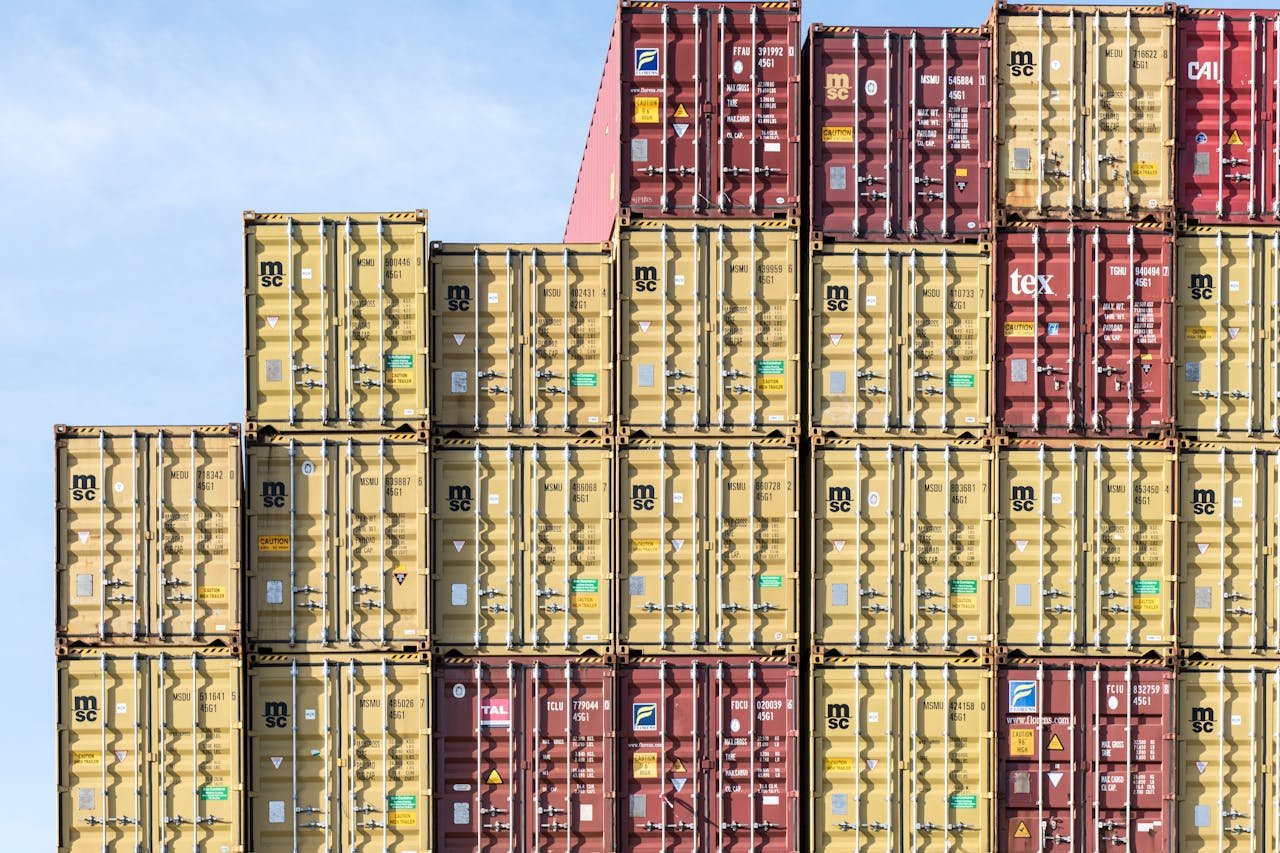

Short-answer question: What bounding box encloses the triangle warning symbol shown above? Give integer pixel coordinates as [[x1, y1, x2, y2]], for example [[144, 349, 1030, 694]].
[[266, 316, 279, 329], [638, 321, 652, 333], [673, 123, 689, 138], [270, 756, 283, 769], [77, 531, 90, 544], [394, 572, 407, 585], [672, 777, 687, 791], [1228, 129, 1243, 145], [829, 333, 843, 345], [485, 769, 503, 784], [1014, 821, 1031, 839], [1198, 543, 1209, 555], [115, 751, 126, 762], [453, 540, 466, 552], [1047, 733, 1064, 751], [833, 540, 846, 553], [671, 539, 684, 552], [1228, 327, 1240, 340], [675, 104, 689, 119], [866, 758, 878, 770], [1015, 540, 1028, 553], [672, 758, 687, 773], [1047, 771, 1063, 788], [1196, 761, 1208, 774], [454, 333, 466, 345]]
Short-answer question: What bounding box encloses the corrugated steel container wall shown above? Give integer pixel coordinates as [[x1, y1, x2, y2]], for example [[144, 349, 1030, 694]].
[[430, 438, 614, 654], [810, 243, 992, 436], [58, 650, 243, 853], [1178, 443, 1280, 655], [996, 442, 1175, 654], [617, 438, 798, 654], [996, 659, 1174, 853], [617, 657, 799, 853], [55, 425, 241, 647], [811, 657, 993, 853], [429, 243, 614, 435], [244, 436, 428, 650], [245, 211, 428, 431], [1176, 10, 1280, 224], [811, 439, 993, 654], [807, 25, 991, 241], [618, 220, 800, 436], [994, 5, 1175, 220], [434, 657, 614, 853], [995, 224, 1174, 436], [1177, 661, 1280, 847], [1175, 226, 1279, 436], [248, 654, 430, 852], [564, 1, 801, 242]]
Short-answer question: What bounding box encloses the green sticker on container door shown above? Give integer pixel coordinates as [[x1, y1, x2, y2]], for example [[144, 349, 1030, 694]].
[[385, 354, 414, 369], [1132, 579, 1163, 613], [947, 373, 975, 388], [759, 575, 783, 589], [949, 794, 977, 809], [949, 578, 979, 611], [387, 795, 417, 811], [570, 372, 598, 388], [199, 786, 229, 801], [571, 578, 601, 611], [756, 360, 785, 375]]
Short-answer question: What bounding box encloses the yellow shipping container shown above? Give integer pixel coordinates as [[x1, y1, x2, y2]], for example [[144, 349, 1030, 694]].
[[245, 211, 428, 431], [57, 649, 242, 853]]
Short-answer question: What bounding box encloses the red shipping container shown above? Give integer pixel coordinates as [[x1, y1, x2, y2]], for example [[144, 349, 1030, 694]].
[[617, 657, 799, 853], [434, 658, 615, 852], [807, 25, 991, 241], [564, 1, 800, 243], [996, 224, 1174, 436], [1177, 9, 1280, 223], [997, 659, 1174, 853]]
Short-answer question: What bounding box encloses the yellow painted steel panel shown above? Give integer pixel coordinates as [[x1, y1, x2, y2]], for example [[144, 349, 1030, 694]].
[[245, 211, 428, 430], [248, 654, 430, 852], [245, 436, 428, 649], [995, 7, 1174, 217], [56, 426, 241, 646], [811, 657, 992, 853], [811, 245, 991, 435], [429, 243, 613, 434], [812, 440, 992, 653], [431, 439, 614, 653], [618, 220, 800, 434]]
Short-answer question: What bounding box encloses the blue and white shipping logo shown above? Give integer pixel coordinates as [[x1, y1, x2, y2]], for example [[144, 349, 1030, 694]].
[[1008, 680, 1038, 713], [632, 702, 658, 731], [635, 47, 660, 76]]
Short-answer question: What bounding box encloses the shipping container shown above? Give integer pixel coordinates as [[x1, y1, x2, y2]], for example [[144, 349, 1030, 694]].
[[1177, 661, 1280, 848], [1176, 9, 1280, 224], [997, 658, 1174, 853], [996, 441, 1175, 653], [811, 439, 993, 654], [564, 1, 801, 243], [617, 438, 798, 654], [248, 653, 430, 852], [1175, 226, 1280, 435], [618, 220, 800, 436], [1178, 443, 1280, 654], [993, 4, 1176, 220], [430, 438, 613, 654], [807, 25, 991, 241], [811, 656, 993, 853], [245, 211, 428, 432], [434, 657, 614, 853], [245, 435, 428, 650], [55, 425, 241, 648], [995, 223, 1174, 436], [617, 657, 799, 853], [429, 243, 614, 435], [58, 649, 243, 853], [810, 243, 992, 436]]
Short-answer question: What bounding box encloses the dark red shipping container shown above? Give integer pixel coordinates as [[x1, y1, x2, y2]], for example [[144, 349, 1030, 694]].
[[617, 657, 799, 853], [807, 25, 991, 241], [564, 1, 801, 243], [434, 658, 615, 853], [1176, 9, 1280, 223], [995, 224, 1174, 436], [997, 659, 1174, 853]]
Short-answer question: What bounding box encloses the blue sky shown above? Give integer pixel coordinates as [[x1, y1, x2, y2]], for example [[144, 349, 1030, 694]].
[[0, 0, 1027, 842]]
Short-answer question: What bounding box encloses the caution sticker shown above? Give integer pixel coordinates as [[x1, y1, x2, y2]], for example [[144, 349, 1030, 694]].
[[1227, 130, 1243, 145], [1014, 820, 1032, 839], [635, 97, 660, 124], [674, 103, 689, 118], [197, 585, 227, 602], [1185, 326, 1216, 341], [258, 535, 291, 552], [824, 757, 853, 772], [1003, 321, 1035, 338], [385, 371, 415, 387], [72, 751, 101, 766], [632, 539, 660, 553], [1047, 733, 1065, 752], [1133, 161, 1160, 177], [388, 811, 417, 826], [1132, 579, 1162, 613], [633, 752, 658, 779], [571, 593, 600, 612], [757, 376, 785, 391], [949, 579, 979, 612], [822, 126, 854, 143], [485, 769, 503, 784], [1009, 728, 1035, 757]]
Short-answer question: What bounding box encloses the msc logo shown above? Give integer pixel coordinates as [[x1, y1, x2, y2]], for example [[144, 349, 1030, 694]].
[[263, 701, 289, 728], [1008, 49, 1035, 77], [826, 702, 851, 729], [633, 265, 659, 293], [259, 260, 284, 288], [825, 284, 850, 312], [1009, 268, 1054, 296], [1010, 485, 1036, 512], [70, 473, 98, 502], [1190, 706, 1216, 733], [73, 695, 99, 722], [827, 486, 853, 514], [447, 484, 473, 512], [825, 72, 851, 101], [260, 481, 286, 509], [635, 47, 660, 77], [1008, 680, 1037, 712], [1188, 273, 1214, 301], [1187, 61, 1219, 81], [446, 284, 471, 312], [632, 702, 658, 731], [1191, 487, 1216, 516], [631, 483, 656, 511]]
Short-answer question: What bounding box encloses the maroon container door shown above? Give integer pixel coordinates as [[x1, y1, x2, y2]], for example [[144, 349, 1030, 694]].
[[1176, 11, 1280, 223], [998, 661, 1173, 853], [434, 659, 613, 853], [618, 658, 798, 853]]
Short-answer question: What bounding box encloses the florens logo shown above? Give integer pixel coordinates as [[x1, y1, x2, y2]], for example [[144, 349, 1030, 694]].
[[635, 47, 660, 76], [1008, 680, 1038, 712]]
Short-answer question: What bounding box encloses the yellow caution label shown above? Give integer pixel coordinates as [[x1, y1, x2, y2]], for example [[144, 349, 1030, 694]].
[[1131, 596, 1163, 613], [674, 103, 689, 119], [822, 126, 854, 143], [1185, 326, 1216, 341], [72, 751, 101, 766], [258, 535, 291, 552], [1133, 161, 1160, 177], [635, 97, 660, 124], [757, 376, 785, 392], [955, 167, 969, 177], [197, 585, 227, 601], [824, 757, 853, 772], [1003, 321, 1036, 338], [672, 758, 687, 773], [385, 371, 415, 387], [388, 811, 417, 826], [571, 593, 600, 612], [1047, 733, 1065, 752], [485, 769, 503, 784], [632, 539, 660, 553], [633, 752, 658, 779], [1228, 130, 1243, 145], [954, 595, 978, 613], [1014, 820, 1032, 839], [1009, 728, 1035, 757]]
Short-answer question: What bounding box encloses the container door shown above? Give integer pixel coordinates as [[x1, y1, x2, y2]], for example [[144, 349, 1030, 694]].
[[247, 215, 338, 428], [997, 447, 1085, 651], [433, 444, 522, 652], [999, 664, 1078, 851]]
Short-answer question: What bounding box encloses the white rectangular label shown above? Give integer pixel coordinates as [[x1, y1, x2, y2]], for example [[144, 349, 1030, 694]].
[[451, 371, 468, 393], [266, 580, 283, 605], [452, 583, 468, 606], [269, 800, 285, 823]]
